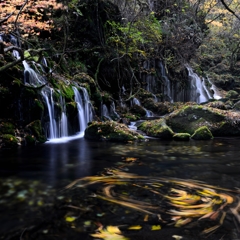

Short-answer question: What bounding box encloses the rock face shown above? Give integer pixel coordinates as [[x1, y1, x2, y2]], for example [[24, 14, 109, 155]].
[[84, 121, 144, 142]]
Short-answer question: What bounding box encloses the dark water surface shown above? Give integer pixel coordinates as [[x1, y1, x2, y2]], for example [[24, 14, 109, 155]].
[[1, 137, 240, 239]]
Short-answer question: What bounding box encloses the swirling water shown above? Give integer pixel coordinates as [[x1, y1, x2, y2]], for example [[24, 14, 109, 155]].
[[1, 137, 240, 237]]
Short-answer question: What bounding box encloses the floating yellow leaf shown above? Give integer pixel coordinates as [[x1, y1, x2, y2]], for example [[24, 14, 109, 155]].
[[65, 216, 77, 222], [151, 225, 161, 230], [91, 226, 129, 240], [128, 225, 142, 230]]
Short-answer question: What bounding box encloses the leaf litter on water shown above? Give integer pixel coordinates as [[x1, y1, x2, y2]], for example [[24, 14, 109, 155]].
[[65, 169, 240, 236]]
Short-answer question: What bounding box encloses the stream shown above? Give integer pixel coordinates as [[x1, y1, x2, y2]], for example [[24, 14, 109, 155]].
[[1, 137, 240, 239]]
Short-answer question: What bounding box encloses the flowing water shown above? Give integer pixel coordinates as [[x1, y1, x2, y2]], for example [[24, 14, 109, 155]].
[[1, 137, 240, 239]]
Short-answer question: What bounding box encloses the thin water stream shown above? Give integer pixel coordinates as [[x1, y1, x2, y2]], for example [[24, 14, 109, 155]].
[[1, 137, 240, 239]]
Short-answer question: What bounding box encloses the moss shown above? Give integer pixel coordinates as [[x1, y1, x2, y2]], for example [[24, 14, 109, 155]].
[[0, 122, 15, 135], [25, 134, 36, 145], [1, 134, 19, 148], [173, 133, 191, 141], [84, 121, 144, 142], [226, 90, 238, 99], [191, 126, 213, 140], [138, 119, 174, 139], [25, 120, 46, 143], [130, 105, 146, 118], [31, 99, 44, 120], [166, 105, 225, 134], [61, 84, 74, 102]]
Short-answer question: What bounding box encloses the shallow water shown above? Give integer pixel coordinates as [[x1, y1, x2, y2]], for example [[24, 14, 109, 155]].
[[1, 137, 240, 238]]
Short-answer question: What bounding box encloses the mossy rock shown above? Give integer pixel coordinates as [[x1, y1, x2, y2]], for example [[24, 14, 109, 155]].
[[226, 90, 238, 99], [0, 122, 15, 135], [130, 105, 147, 118], [25, 134, 36, 145], [206, 101, 227, 110], [138, 119, 174, 139], [166, 105, 225, 135], [191, 126, 213, 140], [84, 121, 144, 142], [233, 101, 240, 111], [25, 120, 46, 143], [173, 133, 191, 141], [1, 134, 19, 148]]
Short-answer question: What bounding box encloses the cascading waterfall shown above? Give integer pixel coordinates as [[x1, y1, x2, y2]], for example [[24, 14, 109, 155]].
[[186, 66, 212, 103], [132, 97, 154, 117], [59, 95, 68, 137], [73, 86, 93, 134], [42, 88, 58, 139], [207, 77, 222, 100], [102, 104, 111, 120], [23, 60, 46, 86], [4, 33, 94, 141], [158, 61, 173, 102], [110, 102, 120, 119]]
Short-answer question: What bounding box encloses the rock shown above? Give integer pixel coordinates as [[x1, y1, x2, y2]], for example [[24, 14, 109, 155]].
[[84, 121, 144, 142], [166, 105, 225, 134], [173, 133, 191, 141], [138, 119, 174, 139], [191, 126, 213, 140]]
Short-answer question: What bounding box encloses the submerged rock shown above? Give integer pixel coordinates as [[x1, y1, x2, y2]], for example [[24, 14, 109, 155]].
[[191, 126, 213, 140], [84, 121, 144, 142]]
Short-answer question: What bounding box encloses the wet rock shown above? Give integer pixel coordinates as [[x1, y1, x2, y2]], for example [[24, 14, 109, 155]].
[[173, 133, 191, 141], [84, 121, 144, 142], [138, 119, 174, 139], [191, 126, 213, 140]]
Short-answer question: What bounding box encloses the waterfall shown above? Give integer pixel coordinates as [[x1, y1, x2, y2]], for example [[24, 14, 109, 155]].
[[132, 98, 141, 106], [42, 88, 58, 139], [23, 60, 46, 86], [73, 86, 93, 133], [158, 61, 173, 102], [110, 102, 120, 119], [59, 95, 68, 137], [132, 97, 154, 117], [102, 104, 111, 120], [186, 66, 212, 103], [206, 77, 222, 100]]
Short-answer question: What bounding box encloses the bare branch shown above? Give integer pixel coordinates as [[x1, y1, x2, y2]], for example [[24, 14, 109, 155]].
[[219, 0, 240, 21]]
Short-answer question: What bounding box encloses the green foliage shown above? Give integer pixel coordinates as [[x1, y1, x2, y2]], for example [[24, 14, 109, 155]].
[[106, 14, 162, 58]]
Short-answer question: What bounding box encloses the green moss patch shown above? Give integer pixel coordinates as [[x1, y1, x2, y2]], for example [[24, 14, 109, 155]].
[[138, 119, 174, 139], [191, 126, 213, 140], [1, 134, 19, 148], [173, 133, 191, 141]]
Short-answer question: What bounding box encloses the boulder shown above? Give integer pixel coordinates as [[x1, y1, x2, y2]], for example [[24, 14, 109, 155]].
[[191, 126, 213, 140], [84, 121, 144, 142], [173, 133, 191, 141], [138, 119, 174, 139]]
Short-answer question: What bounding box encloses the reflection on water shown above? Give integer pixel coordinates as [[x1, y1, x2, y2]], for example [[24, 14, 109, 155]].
[[1, 137, 240, 237], [1, 137, 240, 188]]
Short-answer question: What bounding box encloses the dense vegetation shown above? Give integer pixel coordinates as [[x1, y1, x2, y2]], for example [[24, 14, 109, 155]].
[[0, 0, 240, 146]]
